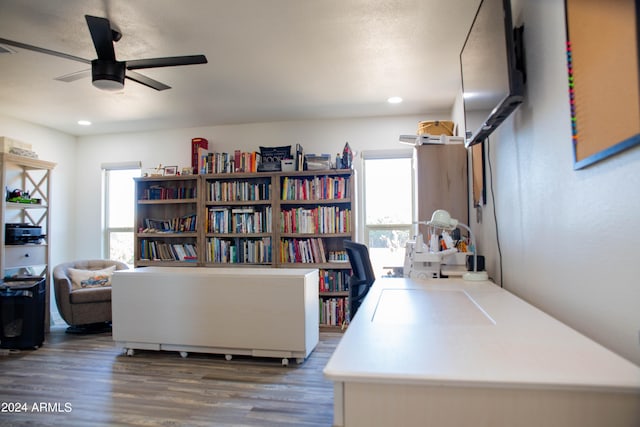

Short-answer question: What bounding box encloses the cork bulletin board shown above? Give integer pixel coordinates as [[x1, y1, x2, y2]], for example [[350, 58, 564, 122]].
[[565, 0, 640, 169]]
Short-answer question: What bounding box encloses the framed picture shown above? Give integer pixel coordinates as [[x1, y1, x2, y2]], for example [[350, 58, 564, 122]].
[[565, 0, 640, 169], [471, 142, 486, 206], [164, 166, 178, 176]]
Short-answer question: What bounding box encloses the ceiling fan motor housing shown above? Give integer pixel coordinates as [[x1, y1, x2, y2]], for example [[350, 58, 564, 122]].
[[91, 59, 125, 90]]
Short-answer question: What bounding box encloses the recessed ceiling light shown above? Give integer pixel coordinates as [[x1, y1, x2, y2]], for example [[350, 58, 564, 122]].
[[77, 120, 92, 126], [387, 96, 403, 104]]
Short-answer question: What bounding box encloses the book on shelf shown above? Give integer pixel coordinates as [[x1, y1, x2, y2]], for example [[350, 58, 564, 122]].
[[207, 180, 272, 202], [206, 236, 272, 264], [231, 206, 267, 234], [144, 218, 170, 232], [140, 240, 198, 262], [207, 207, 229, 233], [203, 150, 262, 174], [320, 297, 348, 327], [191, 138, 208, 174], [206, 206, 272, 234], [295, 143, 304, 171], [198, 147, 210, 174], [280, 237, 327, 264], [229, 206, 253, 234], [280, 206, 351, 234], [171, 244, 197, 262], [142, 185, 196, 200], [231, 150, 260, 173], [281, 175, 350, 201], [319, 269, 350, 292], [328, 249, 348, 262], [143, 213, 197, 233]]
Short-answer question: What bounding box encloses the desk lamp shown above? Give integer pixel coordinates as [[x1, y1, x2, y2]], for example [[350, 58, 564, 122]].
[[427, 209, 489, 281]]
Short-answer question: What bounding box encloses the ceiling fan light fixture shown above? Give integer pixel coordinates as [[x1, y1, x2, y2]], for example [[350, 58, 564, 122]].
[[91, 59, 125, 91]]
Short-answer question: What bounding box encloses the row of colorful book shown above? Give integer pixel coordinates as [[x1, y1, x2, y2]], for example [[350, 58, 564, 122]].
[[142, 213, 197, 233], [140, 185, 196, 200], [200, 150, 262, 174], [280, 237, 327, 264], [139, 240, 197, 262], [320, 297, 349, 327], [280, 206, 351, 234], [206, 206, 272, 234], [206, 180, 272, 202], [191, 139, 311, 174], [327, 249, 348, 262], [319, 269, 350, 292], [205, 236, 272, 264], [281, 175, 350, 200]]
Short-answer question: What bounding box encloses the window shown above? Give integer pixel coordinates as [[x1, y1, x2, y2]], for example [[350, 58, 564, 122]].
[[363, 153, 414, 277], [102, 163, 140, 265]]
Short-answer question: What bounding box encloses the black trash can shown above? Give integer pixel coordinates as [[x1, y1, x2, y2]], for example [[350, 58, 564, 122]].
[[0, 277, 46, 349]]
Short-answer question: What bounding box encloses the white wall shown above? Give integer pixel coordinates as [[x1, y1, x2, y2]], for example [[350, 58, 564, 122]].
[[466, 0, 640, 364], [75, 115, 437, 257], [1, 115, 77, 325]]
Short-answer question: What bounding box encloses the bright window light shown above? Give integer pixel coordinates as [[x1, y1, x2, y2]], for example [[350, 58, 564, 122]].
[[364, 156, 413, 277]]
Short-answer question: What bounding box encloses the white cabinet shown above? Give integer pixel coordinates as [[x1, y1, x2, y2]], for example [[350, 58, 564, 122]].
[[112, 267, 319, 364], [324, 278, 640, 427], [4, 245, 47, 268]]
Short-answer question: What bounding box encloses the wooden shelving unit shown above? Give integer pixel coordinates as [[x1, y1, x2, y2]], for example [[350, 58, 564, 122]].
[[0, 152, 56, 329], [133, 169, 355, 330], [275, 169, 354, 331], [134, 175, 200, 267], [203, 172, 274, 267]]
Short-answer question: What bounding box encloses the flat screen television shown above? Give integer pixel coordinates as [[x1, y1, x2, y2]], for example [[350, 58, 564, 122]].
[[460, 0, 525, 147]]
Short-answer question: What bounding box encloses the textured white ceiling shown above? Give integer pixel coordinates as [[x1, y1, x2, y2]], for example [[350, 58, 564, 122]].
[[0, 0, 479, 136]]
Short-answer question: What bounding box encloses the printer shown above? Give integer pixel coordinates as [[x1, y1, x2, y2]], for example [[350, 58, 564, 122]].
[[5, 223, 44, 245]]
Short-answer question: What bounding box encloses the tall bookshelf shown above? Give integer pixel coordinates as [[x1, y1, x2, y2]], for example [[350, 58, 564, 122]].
[[277, 170, 354, 330], [133, 169, 355, 330], [134, 175, 200, 266], [202, 172, 274, 266]]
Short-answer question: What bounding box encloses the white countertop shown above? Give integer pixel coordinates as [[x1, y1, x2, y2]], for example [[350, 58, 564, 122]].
[[116, 266, 318, 278], [324, 278, 640, 393]]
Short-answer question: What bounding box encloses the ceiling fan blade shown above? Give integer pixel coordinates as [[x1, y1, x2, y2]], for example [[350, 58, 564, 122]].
[[0, 44, 16, 54], [125, 55, 207, 70], [85, 15, 116, 60], [54, 69, 91, 83], [126, 70, 171, 91], [0, 37, 90, 64]]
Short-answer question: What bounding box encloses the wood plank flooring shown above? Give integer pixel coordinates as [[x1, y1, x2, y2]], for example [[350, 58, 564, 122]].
[[0, 327, 342, 426]]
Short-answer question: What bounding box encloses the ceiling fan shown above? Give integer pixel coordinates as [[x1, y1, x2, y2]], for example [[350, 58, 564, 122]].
[[0, 15, 207, 91]]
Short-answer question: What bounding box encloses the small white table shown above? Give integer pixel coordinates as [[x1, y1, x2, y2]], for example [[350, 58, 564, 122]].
[[112, 267, 319, 365], [324, 278, 640, 426]]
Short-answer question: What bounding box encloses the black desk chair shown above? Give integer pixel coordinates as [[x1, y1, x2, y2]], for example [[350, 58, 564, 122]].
[[344, 240, 375, 320]]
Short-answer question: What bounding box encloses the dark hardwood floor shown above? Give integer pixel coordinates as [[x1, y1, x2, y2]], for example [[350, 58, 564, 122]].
[[0, 327, 342, 426]]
